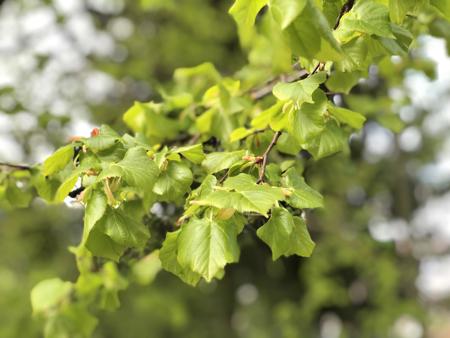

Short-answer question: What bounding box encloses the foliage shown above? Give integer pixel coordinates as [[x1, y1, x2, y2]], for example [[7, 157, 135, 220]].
[[1, 0, 449, 337]]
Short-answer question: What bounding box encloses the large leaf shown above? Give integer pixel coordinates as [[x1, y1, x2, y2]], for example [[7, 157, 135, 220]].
[[177, 215, 241, 281], [159, 230, 201, 286], [229, 0, 268, 45], [257, 207, 315, 260], [42, 144, 74, 176]]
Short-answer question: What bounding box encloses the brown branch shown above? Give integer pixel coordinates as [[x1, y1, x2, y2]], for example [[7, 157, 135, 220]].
[[0, 162, 31, 171], [334, 0, 355, 29], [257, 131, 281, 183]]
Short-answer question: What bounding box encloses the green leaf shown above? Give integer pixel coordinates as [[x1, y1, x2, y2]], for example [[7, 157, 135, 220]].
[[273, 72, 326, 103], [202, 150, 245, 174], [177, 215, 241, 281], [160, 230, 201, 286], [431, 0, 450, 21], [123, 102, 180, 142], [229, 0, 268, 45], [285, 2, 343, 61], [96, 204, 149, 248], [257, 207, 315, 260], [288, 89, 327, 143], [304, 122, 348, 159], [328, 104, 366, 129], [85, 229, 126, 261], [100, 147, 159, 194], [229, 127, 255, 142], [171, 144, 205, 164], [334, 0, 394, 43], [42, 144, 74, 176], [194, 174, 285, 217], [83, 189, 107, 242], [389, 0, 413, 24], [31, 278, 73, 315], [153, 161, 193, 202], [54, 174, 78, 202], [326, 71, 361, 94], [84, 125, 120, 152], [269, 0, 307, 29], [132, 251, 162, 285], [281, 168, 324, 209]]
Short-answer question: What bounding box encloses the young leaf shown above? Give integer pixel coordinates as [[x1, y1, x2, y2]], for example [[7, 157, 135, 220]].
[[269, 0, 307, 29], [273, 72, 326, 104], [42, 144, 74, 176], [328, 104, 366, 129], [229, 0, 268, 45], [281, 168, 324, 209], [304, 122, 348, 159], [202, 150, 245, 174], [172, 144, 205, 164], [334, 0, 394, 43], [84, 125, 120, 152]]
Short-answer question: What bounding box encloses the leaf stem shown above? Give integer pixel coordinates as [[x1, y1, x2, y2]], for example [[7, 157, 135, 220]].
[[257, 131, 281, 183], [0, 162, 31, 171]]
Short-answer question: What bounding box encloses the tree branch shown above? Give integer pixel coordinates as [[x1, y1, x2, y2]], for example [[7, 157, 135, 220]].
[[0, 162, 31, 171], [333, 0, 355, 29], [257, 131, 281, 183]]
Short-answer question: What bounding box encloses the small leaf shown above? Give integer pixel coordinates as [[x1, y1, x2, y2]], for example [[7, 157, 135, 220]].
[[257, 207, 315, 260], [202, 150, 245, 174], [281, 168, 324, 209], [328, 104, 366, 129], [42, 145, 74, 176], [172, 144, 205, 164], [304, 122, 348, 159], [84, 125, 120, 152]]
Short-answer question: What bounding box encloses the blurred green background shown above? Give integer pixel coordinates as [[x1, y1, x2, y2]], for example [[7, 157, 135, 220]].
[[1, 0, 450, 337]]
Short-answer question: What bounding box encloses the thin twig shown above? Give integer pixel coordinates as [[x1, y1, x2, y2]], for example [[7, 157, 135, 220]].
[[0, 162, 31, 171], [257, 131, 281, 183]]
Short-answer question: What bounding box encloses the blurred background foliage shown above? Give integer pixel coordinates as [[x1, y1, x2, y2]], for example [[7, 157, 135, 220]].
[[1, 0, 450, 337]]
